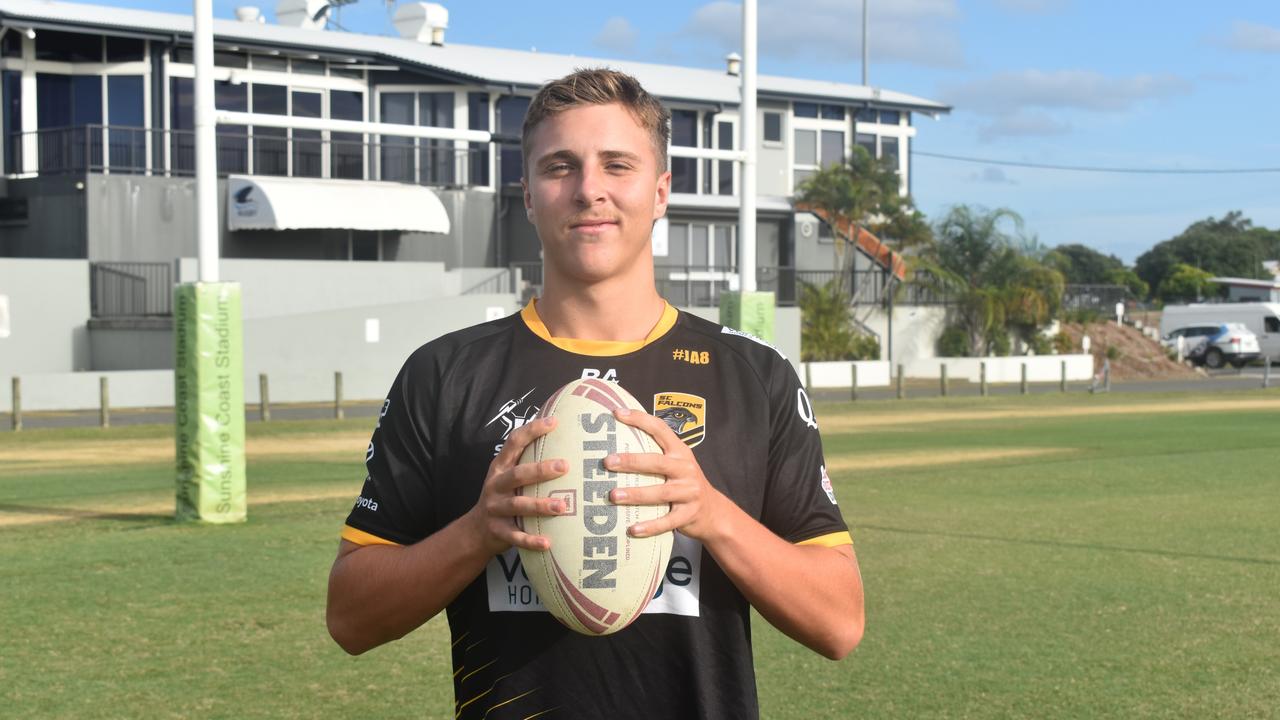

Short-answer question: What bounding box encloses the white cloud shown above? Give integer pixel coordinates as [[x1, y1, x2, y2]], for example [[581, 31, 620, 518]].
[[942, 70, 1192, 116], [680, 0, 964, 69], [976, 111, 1071, 142], [593, 16, 638, 54], [1212, 21, 1280, 54]]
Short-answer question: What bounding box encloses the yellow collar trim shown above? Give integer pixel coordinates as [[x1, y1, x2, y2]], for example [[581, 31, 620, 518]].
[[521, 299, 678, 357]]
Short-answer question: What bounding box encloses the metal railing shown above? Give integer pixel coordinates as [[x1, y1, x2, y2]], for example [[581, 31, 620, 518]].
[[90, 262, 172, 317], [1063, 284, 1129, 312], [461, 268, 516, 295], [8, 125, 492, 187]]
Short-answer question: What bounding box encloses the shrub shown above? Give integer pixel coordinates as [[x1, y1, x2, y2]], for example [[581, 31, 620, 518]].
[[800, 280, 880, 361], [1028, 334, 1054, 355], [1052, 332, 1074, 354], [990, 333, 1012, 357], [1105, 345, 1122, 361], [937, 326, 970, 357]]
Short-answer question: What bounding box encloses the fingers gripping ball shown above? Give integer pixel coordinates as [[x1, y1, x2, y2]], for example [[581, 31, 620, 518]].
[[516, 379, 673, 635]]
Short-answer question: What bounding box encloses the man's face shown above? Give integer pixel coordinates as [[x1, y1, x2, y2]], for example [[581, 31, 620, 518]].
[[522, 103, 671, 287]]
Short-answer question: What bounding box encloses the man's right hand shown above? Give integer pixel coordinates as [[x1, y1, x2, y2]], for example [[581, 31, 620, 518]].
[[466, 415, 569, 556]]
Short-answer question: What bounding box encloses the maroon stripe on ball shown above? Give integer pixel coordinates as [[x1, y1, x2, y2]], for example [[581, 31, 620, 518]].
[[551, 557, 621, 633], [583, 378, 631, 411]]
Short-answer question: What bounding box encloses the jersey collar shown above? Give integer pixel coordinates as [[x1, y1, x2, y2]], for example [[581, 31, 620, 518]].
[[520, 299, 678, 357]]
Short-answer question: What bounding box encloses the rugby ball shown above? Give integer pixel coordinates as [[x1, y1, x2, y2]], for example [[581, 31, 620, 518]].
[[516, 378, 672, 636]]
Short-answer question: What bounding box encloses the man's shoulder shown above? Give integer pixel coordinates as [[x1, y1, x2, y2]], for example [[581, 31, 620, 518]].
[[677, 311, 790, 366], [402, 312, 521, 376]]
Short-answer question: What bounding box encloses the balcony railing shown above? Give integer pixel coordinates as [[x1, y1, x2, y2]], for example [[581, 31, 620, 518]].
[[7, 125, 492, 187]]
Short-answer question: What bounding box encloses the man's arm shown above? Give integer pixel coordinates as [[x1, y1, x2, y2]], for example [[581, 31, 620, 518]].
[[605, 409, 864, 660], [326, 417, 569, 655]]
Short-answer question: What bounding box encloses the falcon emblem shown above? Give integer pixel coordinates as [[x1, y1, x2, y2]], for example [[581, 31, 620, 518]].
[[653, 392, 707, 448]]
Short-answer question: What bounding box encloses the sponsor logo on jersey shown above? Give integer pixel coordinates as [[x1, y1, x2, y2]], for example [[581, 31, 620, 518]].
[[353, 495, 379, 512], [653, 392, 707, 448], [819, 465, 838, 505], [581, 368, 618, 382], [485, 532, 703, 617], [796, 387, 818, 430], [719, 325, 787, 360], [365, 441, 375, 462], [485, 388, 540, 455]]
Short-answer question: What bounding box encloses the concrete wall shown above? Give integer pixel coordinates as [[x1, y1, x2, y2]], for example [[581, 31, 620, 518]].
[[1, 369, 171, 412], [903, 355, 1095, 383], [86, 175, 197, 261], [397, 188, 497, 268], [0, 176, 88, 258], [0, 258, 91, 375], [756, 100, 790, 198], [858, 305, 948, 363], [801, 360, 891, 388]]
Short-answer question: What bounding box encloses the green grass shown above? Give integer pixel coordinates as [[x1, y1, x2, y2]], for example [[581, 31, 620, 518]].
[[2, 393, 1279, 718]]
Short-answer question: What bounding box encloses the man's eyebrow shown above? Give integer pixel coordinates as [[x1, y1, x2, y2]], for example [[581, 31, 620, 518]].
[[599, 150, 641, 162], [535, 149, 579, 167]]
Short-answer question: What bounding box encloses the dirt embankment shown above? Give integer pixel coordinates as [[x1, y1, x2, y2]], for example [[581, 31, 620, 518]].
[[1058, 321, 1201, 380]]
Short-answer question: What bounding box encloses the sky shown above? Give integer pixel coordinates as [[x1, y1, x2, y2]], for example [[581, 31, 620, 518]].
[[96, 0, 1280, 264]]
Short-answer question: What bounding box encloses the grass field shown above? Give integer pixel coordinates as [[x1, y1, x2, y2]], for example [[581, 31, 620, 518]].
[[2, 391, 1278, 718]]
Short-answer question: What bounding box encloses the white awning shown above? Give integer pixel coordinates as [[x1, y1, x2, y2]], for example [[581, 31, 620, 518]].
[[225, 175, 450, 233]]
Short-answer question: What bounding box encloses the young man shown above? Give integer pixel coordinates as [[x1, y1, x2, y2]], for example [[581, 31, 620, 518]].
[[328, 69, 863, 719]]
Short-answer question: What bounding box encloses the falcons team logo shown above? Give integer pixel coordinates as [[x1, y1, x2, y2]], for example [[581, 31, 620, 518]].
[[653, 392, 707, 448]]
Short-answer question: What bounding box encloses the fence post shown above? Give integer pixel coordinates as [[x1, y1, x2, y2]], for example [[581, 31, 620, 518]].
[[850, 363, 858, 402], [804, 362, 813, 391], [334, 371, 344, 420], [11, 377, 21, 432], [100, 376, 110, 429], [259, 373, 271, 422], [896, 364, 905, 400], [940, 363, 948, 397], [1060, 360, 1068, 393], [1020, 363, 1029, 395], [1264, 357, 1272, 389], [1104, 359, 1112, 392]]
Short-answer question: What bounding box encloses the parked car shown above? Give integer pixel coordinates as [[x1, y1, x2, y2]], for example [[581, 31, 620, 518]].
[[1161, 323, 1262, 369], [1160, 303, 1280, 361]]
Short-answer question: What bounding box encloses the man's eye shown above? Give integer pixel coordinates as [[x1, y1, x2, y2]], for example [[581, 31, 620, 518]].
[[545, 163, 572, 174]]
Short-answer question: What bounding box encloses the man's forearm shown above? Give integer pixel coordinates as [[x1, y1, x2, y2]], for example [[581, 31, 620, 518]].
[[326, 512, 491, 655], [701, 500, 864, 660]]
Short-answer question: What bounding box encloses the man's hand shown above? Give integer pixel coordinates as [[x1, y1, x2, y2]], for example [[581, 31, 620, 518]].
[[466, 416, 570, 555], [603, 408, 730, 543]]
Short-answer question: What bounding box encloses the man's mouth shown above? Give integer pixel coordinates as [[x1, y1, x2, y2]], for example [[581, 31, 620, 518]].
[[569, 219, 618, 234]]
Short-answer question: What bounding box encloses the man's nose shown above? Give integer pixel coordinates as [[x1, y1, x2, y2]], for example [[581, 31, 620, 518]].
[[573, 162, 606, 205]]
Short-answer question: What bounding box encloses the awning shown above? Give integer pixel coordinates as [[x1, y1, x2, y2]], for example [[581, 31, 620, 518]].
[[225, 175, 450, 233]]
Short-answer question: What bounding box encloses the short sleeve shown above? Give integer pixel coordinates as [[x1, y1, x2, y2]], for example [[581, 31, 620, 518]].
[[759, 359, 851, 546], [342, 353, 440, 546]]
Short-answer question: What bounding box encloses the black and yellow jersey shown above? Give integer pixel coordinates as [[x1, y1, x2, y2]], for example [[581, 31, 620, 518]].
[[343, 300, 851, 720]]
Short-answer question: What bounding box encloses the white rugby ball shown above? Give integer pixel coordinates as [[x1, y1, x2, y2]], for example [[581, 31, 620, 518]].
[[516, 378, 672, 636]]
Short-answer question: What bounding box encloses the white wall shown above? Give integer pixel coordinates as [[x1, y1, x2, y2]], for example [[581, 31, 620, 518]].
[[858, 305, 948, 363], [0, 258, 91, 375], [800, 361, 891, 388], [903, 355, 1095, 383]]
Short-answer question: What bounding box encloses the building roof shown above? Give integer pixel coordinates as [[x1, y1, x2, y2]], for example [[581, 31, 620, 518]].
[[0, 0, 951, 113], [1210, 277, 1280, 289]]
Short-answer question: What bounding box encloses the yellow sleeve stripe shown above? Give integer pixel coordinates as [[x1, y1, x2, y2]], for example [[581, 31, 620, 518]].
[[797, 531, 854, 548], [341, 525, 403, 547]]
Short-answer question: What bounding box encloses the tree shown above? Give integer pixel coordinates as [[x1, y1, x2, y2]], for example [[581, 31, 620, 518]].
[[1157, 264, 1219, 303], [799, 280, 880, 361], [1135, 211, 1270, 299], [922, 206, 1065, 356], [1045, 244, 1126, 285]]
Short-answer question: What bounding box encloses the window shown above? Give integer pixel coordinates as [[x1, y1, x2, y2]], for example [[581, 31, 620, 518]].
[[497, 95, 530, 185], [820, 104, 845, 121], [0, 30, 21, 58], [1266, 317, 1280, 333], [36, 73, 102, 171], [379, 92, 414, 182], [291, 58, 326, 75], [717, 121, 734, 196], [252, 54, 288, 72], [105, 37, 144, 63], [169, 77, 193, 172], [252, 83, 288, 176], [214, 81, 248, 174], [820, 129, 844, 167], [793, 102, 818, 118], [172, 47, 194, 64], [670, 109, 697, 193], [880, 109, 901, 125], [763, 111, 782, 143], [292, 90, 323, 178], [36, 30, 101, 62], [855, 107, 877, 124], [855, 132, 876, 158], [3, 71, 21, 173], [330, 90, 364, 179], [419, 91, 454, 185], [214, 50, 248, 68], [468, 92, 489, 186], [107, 76, 144, 171], [881, 136, 899, 167]]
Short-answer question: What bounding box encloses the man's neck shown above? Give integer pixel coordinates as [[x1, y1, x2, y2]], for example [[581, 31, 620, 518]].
[[537, 275, 667, 342]]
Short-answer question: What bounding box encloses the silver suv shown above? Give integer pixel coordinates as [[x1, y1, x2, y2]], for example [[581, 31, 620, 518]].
[[1162, 322, 1262, 369]]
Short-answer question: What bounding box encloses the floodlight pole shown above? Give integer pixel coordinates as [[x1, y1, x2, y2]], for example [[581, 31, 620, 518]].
[[862, 0, 869, 87], [194, 0, 218, 282], [739, 0, 757, 292]]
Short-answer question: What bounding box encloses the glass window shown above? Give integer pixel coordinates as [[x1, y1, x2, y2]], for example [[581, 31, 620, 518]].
[[671, 110, 697, 147], [714, 226, 733, 269], [855, 132, 876, 158], [821, 130, 844, 167], [171, 46, 193, 64], [1, 30, 21, 58], [820, 104, 844, 120], [170, 77, 194, 173], [379, 92, 414, 182], [794, 168, 814, 187], [793, 129, 816, 165], [330, 65, 364, 80], [718, 121, 734, 196], [1265, 317, 1280, 333], [214, 50, 248, 68], [212, 82, 248, 174], [667, 223, 688, 267], [691, 224, 709, 267], [497, 95, 529, 185], [292, 58, 326, 75], [72, 76, 103, 126], [856, 107, 877, 123], [292, 90, 323, 178], [252, 84, 287, 176], [467, 91, 489, 186], [762, 112, 782, 142], [214, 82, 248, 111], [107, 75, 144, 171], [252, 84, 287, 115], [252, 54, 288, 71], [105, 37, 145, 63], [793, 102, 818, 118], [36, 73, 101, 171], [3, 71, 22, 173], [671, 158, 697, 193], [36, 30, 101, 62], [880, 109, 901, 125], [420, 92, 455, 185], [881, 136, 899, 166], [330, 90, 364, 180]]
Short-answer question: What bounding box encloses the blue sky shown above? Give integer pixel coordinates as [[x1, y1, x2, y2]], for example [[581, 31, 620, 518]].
[[104, 0, 1280, 263]]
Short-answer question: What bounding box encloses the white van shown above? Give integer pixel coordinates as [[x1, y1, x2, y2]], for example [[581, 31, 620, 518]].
[[1161, 303, 1280, 361]]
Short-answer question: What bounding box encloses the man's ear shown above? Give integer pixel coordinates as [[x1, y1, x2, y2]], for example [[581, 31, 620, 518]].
[[652, 170, 672, 221], [522, 177, 534, 220]]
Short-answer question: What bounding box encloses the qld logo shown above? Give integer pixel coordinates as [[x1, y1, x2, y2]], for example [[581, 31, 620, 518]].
[[232, 185, 258, 218], [653, 392, 706, 448]]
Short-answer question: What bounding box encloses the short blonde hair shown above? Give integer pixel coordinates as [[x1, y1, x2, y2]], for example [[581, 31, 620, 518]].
[[522, 68, 671, 175]]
